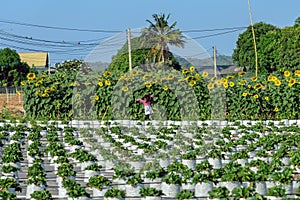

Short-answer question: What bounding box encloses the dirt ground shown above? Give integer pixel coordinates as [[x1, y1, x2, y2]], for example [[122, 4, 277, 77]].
[[0, 94, 25, 117]]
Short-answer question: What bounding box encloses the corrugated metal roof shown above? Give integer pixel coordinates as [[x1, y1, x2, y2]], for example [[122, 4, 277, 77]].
[[18, 52, 48, 68]]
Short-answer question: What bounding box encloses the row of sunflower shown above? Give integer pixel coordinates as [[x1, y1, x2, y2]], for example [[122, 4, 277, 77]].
[[95, 65, 211, 120], [207, 70, 300, 120], [21, 71, 76, 119], [20, 66, 300, 120]]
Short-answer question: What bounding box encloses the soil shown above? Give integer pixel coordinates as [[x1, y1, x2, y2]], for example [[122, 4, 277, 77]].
[[0, 94, 25, 117]]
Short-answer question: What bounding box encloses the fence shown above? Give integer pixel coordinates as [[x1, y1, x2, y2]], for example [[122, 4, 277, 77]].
[[0, 86, 24, 115]]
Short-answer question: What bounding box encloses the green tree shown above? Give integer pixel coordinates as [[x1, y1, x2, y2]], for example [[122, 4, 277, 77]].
[[256, 26, 300, 73], [275, 26, 300, 71], [0, 48, 29, 86], [55, 59, 91, 73], [108, 37, 181, 73], [108, 37, 151, 72], [232, 22, 279, 74], [294, 16, 300, 27], [256, 29, 282, 73], [140, 13, 186, 63]]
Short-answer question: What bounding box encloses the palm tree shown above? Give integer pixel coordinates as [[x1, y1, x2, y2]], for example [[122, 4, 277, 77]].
[[140, 13, 186, 63]]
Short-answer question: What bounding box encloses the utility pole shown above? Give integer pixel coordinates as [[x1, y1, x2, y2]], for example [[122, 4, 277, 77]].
[[127, 28, 132, 71], [213, 46, 217, 77], [248, 0, 258, 77]]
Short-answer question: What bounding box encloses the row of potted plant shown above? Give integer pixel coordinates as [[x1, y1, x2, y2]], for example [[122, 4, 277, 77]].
[[1, 120, 300, 199]]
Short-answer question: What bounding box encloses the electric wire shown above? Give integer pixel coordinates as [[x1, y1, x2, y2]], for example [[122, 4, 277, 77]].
[[0, 19, 250, 64]]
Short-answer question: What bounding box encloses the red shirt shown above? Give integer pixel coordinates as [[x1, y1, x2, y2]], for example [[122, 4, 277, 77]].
[[137, 94, 154, 106]]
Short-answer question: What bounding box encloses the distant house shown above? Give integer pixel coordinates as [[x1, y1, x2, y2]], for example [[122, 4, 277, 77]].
[[18, 52, 49, 69]]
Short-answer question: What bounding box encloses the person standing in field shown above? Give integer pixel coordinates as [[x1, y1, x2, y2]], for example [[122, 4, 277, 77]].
[[136, 94, 154, 120]]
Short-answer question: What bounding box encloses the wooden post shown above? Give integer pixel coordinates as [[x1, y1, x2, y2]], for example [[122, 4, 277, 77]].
[[213, 46, 217, 77], [248, 0, 258, 77], [127, 28, 132, 71]]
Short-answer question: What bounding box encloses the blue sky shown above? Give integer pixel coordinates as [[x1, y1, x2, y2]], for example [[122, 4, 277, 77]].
[[0, 0, 299, 66]]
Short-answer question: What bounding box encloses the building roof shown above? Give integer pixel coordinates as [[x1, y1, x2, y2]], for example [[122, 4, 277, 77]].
[[18, 52, 49, 68]]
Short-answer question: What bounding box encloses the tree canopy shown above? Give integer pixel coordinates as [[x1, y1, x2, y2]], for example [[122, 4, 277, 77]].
[[108, 14, 184, 73], [108, 37, 181, 73], [232, 21, 300, 74], [0, 48, 30, 86], [232, 22, 279, 73], [140, 13, 185, 63]]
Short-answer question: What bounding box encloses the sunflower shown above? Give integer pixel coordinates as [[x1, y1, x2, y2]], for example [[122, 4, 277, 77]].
[[50, 86, 56, 91], [189, 80, 196, 87], [295, 70, 300, 76], [130, 70, 138, 76], [195, 73, 200, 79], [145, 81, 152, 88], [20, 81, 26, 86], [251, 76, 258, 82], [202, 71, 209, 78], [210, 77, 217, 82], [122, 86, 128, 92], [216, 79, 222, 87], [27, 73, 36, 80], [120, 73, 126, 78], [267, 76, 273, 82], [229, 82, 235, 87], [35, 81, 43, 87], [223, 83, 228, 88], [35, 90, 42, 95], [182, 69, 189, 74], [253, 94, 259, 99], [238, 71, 246, 76], [16, 90, 22, 95], [274, 107, 279, 112], [102, 71, 112, 77], [238, 80, 246, 85], [185, 76, 193, 81], [98, 81, 103, 87], [247, 84, 251, 89], [275, 80, 281, 87], [41, 93, 49, 97], [190, 66, 195, 72], [207, 83, 214, 90], [44, 88, 51, 93], [242, 92, 247, 97], [221, 78, 227, 84], [284, 71, 291, 77], [268, 76, 277, 82], [163, 85, 168, 91], [254, 84, 263, 90], [143, 75, 151, 80], [265, 96, 269, 101], [167, 74, 175, 80], [94, 95, 99, 101], [105, 80, 111, 86], [226, 75, 235, 79], [288, 78, 296, 87]]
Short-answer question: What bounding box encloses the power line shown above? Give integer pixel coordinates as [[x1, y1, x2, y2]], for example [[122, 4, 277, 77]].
[[182, 26, 247, 33], [0, 19, 123, 33], [191, 29, 244, 40], [0, 30, 110, 45]]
